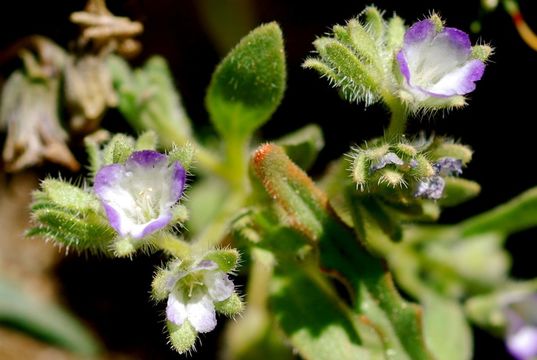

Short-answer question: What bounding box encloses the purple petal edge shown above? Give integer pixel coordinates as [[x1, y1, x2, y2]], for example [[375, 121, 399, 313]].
[[507, 326, 537, 360], [138, 212, 173, 238], [458, 60, 485, 94], [396, 50, 411, 83], [102, 203, 124, 235], [404, 19, 435, 45], [127, 150, 167, 167], [195, 260, 219, 271], [171, 161, 187, 203], [442, 27, 472, 53]]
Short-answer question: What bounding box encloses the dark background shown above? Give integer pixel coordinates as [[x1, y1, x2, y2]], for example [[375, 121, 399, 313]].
[[1, 0, 536, 358]]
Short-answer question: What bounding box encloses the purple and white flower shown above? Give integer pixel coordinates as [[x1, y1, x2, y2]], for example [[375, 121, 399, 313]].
[[504, 294, 537, 360], [166, 260, 234, 333], [94, 150, 186, 239], [415, 175, 445, 200], [396, 17, 485, 105], [433, 157, 463, 176]]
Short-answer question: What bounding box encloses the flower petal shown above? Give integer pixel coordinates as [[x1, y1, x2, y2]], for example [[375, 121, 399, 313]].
[[171, 161, 187, 205], [427, 59, 485, 96], [415, 176, 445, 200], [404, 19, 436, 45], [126, 150, 167, 167], [186, 291, 217, 333], [166, 292, 188, 326], [397, 18, 485, 101], [433, 157, 463, 176], [204, 271, 234, 302], [94, 164, 132, 235], [193, 260, 219, 272], [507, 326, 537, 360]]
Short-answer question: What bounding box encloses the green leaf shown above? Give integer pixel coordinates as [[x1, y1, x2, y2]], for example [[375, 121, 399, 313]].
[[363, 6, 385, 40], [29, 207, 115, 251], [108, 55, 193, 148], [386, 15, 405, 54], [424, 233, 510, 291], [459, 187, 537, 236], [271, 262, 382, 360], [313, 38, 379, 103], [206, 22, 286, 140], [438, 178, 481, 207], [275, 124, 324, 170], [423, 293, 473, 360], [347, 19, 382, 71], [0, 279, 101, 355], [38, 179, 100, 212], [251, 144, 433, 360], [302, 58, 341, 83]]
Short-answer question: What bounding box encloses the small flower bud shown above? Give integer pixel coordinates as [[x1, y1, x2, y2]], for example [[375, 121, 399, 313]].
[[411, 155, 435, 178], [472, 45, 493, 62], [103, 134, 135, 165], [429, 143, 473, 165], [214, 293, 244, 317], [113, 237, 137, 257], [168, 143, 195, 172], [378, 169, 406, 188], [481, 0, 499, 12], [351, 152, 369, 189], [135, 130, 158, 150], [167, 321, 197, 355], [171, 204, 189, 224], [152, 268, 174, 301], [205, 249, 240, 273], [395, 142, 417, 157]]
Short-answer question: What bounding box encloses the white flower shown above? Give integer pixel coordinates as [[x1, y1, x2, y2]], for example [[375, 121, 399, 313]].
[[94, 150, 186, 239], [504, 293, 537, 360], [166, 260, 234, 333]]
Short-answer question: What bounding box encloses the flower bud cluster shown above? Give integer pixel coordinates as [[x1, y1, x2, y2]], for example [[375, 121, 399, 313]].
[[349, 135, 473, 202]]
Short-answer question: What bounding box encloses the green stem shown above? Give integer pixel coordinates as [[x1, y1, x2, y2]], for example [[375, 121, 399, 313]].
[[192, 192, 247, 251], [190, 134, 251, 250], [248, 248, 274, 309], [383, 93, 408, 140], [161, 120, 224, 177], [152, 232, 191, 258], [224, 134, 250, 190]]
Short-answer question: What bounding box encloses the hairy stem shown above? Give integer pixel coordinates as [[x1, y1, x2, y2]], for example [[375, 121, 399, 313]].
[[383, 93, 408, 140]]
